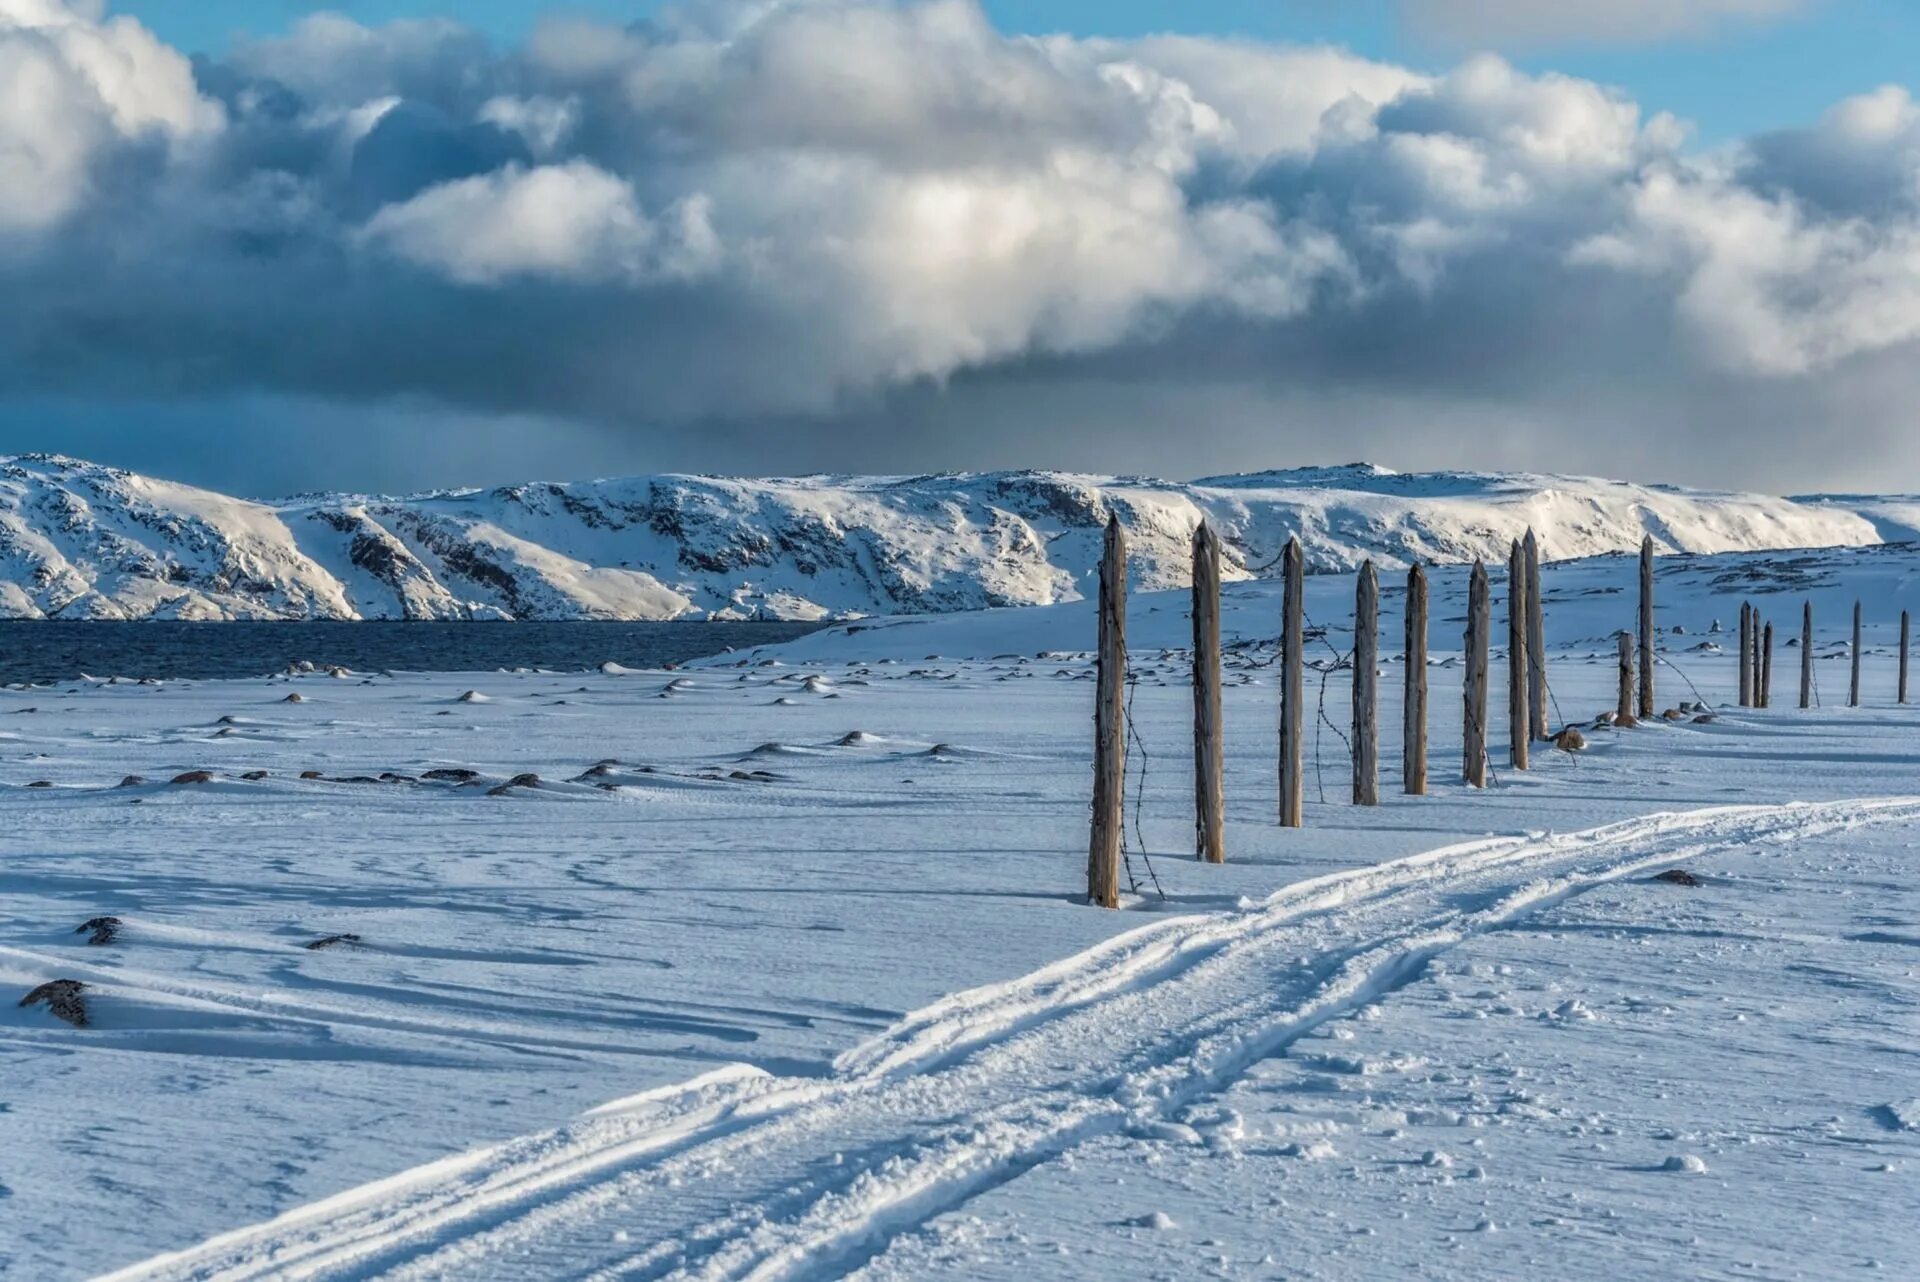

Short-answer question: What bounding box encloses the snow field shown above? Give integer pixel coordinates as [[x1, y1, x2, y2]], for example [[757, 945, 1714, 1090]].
[[1, 546, 1918, 1277]]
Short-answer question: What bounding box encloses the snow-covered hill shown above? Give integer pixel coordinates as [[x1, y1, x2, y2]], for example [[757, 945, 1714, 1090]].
[[0, 454, 1890, 621]]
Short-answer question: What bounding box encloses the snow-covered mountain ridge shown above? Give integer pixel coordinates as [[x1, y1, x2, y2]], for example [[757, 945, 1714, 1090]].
[[0, 454, 1894, 621]]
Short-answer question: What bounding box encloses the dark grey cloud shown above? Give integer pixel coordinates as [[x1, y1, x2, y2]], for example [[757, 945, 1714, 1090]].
[[0, 0, 1918, 495]]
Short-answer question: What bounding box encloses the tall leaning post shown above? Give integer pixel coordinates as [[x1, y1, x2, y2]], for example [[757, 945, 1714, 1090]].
[[1190, 522, 1225, 864], [1739, 602, 1753, 708], [1851, 601, 1863, 708], [1638, 535, 1656, 720], [1800, 601, 1814, 710], [1616, 631, 1635, 725], [1901, 610, 1911, 705], [1279, 536, 1305, 828], [1465, 560, 1490, 787], [1088, 515, 1127, 908], [1353, 561, 1380, 806], [1507, 540, 1530, 770], [1761, 621, 1774, 709], [1525, 529, 1548, 740], [1403, 563, 1429, 796]]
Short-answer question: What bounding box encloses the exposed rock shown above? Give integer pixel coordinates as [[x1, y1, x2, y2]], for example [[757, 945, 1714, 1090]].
[[282, 693, 305, 704], [75, 916, 121, 946], [116, 775, 146, 788], [170, 770, 215, 785], [299, 770, 324, 780], [422, 768, 480, 782], [1552, 727, 1587, 752], [1693, 713, 1718, 724], [19, 979, 88, 1028], [305, 933, 362, 951], [26, 780, 52, 789], [241, 770, 269, 781], [1654, 869, 1702, 887]]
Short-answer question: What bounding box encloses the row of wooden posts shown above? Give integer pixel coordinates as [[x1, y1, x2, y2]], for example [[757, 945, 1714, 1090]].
[[1090, 522, 1915, 907]]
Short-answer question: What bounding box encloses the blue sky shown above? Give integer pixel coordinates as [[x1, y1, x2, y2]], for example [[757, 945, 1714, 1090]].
[[118, 0, 1920, 144]]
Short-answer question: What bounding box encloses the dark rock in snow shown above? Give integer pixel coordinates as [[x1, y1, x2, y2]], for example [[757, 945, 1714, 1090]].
[[305, 933, 363, 951], [117, 775, 146, 788], [170, 770, 215, 785], [1654, 869, 1702, 887], [423, 768, 480, 782], [19, 980, 88, 1027], [76, 917, 121, 945]]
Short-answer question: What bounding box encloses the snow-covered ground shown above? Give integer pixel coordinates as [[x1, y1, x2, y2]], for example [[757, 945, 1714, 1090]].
[[2, 543, 1918, 1279]]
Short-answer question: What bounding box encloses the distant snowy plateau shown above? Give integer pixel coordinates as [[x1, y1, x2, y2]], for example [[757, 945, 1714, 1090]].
[[5, 453, 1919, 622]]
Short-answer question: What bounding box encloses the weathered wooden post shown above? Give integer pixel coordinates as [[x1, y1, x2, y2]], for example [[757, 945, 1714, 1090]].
[[1800, 601, 1814, 709], [1738, 602, 1753, 708], [1404, 563, 1428, 796], [1353, 561, 1379, 806], [1088, 516, 1127, 908], [1525, 529, 1547, 740], [1616, 631, 1634, 725], [1279, 536, 1304, 828], [1761, 622, 1774, 708], [1851, 601, 1863, 708], [1638, 535, 1655, 720], [1465, 560, 1489, 787], [1901, 611, 1910, 705], [1191, 522, 1224, 864], [1507, 540, 1529, 770]]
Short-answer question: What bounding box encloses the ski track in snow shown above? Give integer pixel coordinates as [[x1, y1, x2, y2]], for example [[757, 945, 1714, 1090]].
[[103, 797, 1920, 1282]]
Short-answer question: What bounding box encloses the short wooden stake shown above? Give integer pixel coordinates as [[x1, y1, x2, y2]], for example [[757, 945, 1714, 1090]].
[[1525, 529, 1548, 740], [1465, 560, 1489, 787], [1800, 601, 1814, 710], [1901, 611, 1910, 705], [1279, 537, 1305, 828], [1088, 516, 1127, 908], [1616, 631, 1634, 724], [1403, 563, 1428, 796], [1851, 601, 1863, 708], [1191, 522, 1224, 864], [1507, 540, 1529, 770], [1353, 561, 1379, 806], [1638, 535, 1656, 720]]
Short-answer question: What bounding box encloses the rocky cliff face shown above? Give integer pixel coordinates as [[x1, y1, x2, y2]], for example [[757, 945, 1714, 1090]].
[[0, 455, 1887, 621]]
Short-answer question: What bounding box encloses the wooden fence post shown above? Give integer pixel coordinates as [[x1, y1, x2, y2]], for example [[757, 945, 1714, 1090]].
[[1191, 522, 1224, 864], [1800, 601, 1814, 710], [1761, 622, 1773, 708], [1088, 516, 1126, 908], [1465, 560, 1489, 787], [1738, 602, 1753, 708], [1404, 563, 1428, 796], [1353, 561, 1379, 806], [1902, 611, 1910, 705], [1616, 631, 1634, 725], [1638, 535, 1656, 719], [1525, 528, 1548, 740], [1851, 601, 1863, 708], [1507, 540, 1530, 770], [1279, 536, 1304, 828]]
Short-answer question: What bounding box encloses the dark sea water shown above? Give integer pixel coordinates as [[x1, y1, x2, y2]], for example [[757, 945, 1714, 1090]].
[[0, 621, 828, 684]]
